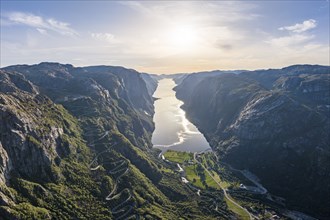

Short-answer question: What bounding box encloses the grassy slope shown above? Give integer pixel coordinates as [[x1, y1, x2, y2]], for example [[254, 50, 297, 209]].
[[185, 165, 205, 189], [164, 150, 254, 219], [163, 150, 193, 164], [225, 196, 251, 220], [0, 96, 220, 219]]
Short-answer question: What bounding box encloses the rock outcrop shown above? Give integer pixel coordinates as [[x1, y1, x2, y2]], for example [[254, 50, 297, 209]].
[[175, 65, 330, 218], [0, 70, 81, 184], [0, 65, 167, 219], [3, 63, 156, 149]]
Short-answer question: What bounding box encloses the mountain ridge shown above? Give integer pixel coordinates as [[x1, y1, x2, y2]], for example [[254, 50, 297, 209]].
[[1, 62, 329, 219], [0, 62, 239, 219], [174, 64, 330, 219]]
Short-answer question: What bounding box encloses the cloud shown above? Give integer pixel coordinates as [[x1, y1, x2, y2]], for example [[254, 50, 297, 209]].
[[267, 34, 314, 47], [2, 12, 78, 36], [279, 19, 317, 33], [119, 1, 259, 25], [36, 28, 47, 35], [218, 44, 233, 51], [91, 33, 118, 43], [119, 1, 151, 16], [117, 1, 256, 54], [268, 19, 318, 49]]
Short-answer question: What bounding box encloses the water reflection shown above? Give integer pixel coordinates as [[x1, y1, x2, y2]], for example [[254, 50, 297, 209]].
[[152, 78, 210, 152]]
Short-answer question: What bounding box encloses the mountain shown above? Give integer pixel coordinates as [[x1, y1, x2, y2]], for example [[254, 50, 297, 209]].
[[174, 70, 246, 101], [175, 64, 330, 219], [2, 62, 329, 219], [0, 63, 232, 219], [3, 63, 155, 150], [140, 73, 158, 96]]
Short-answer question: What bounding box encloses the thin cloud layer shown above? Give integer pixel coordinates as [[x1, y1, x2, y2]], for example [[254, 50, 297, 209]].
[[0, 1, 329, 72], [91, 33, 118, 43], [268, 19, 318, 50], [2, 12, 78, 36], [279, 19, 317, 33], [267, 34, 314, 48]]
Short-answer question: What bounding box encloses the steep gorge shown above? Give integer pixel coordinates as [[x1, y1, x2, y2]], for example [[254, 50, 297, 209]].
[[0, 63, 227, 219], [1, 63, 329, 219], [175, 65, 330, 219]]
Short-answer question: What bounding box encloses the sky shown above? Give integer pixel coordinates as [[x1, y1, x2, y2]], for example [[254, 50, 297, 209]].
[[0, 1, 329, 74]]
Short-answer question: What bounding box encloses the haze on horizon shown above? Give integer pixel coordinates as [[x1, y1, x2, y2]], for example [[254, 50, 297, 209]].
[[0, 1, 329, 74]]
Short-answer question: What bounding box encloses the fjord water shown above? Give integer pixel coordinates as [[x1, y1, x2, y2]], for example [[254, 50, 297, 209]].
[[152, 78, 210, 152]]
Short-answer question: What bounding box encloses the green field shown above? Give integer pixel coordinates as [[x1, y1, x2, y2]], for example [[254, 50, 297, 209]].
[[160, 167, 174, 173], [225, 195, 251, 220], [204, 171, 221, 190], [210, 170, 230, 189], [164, 150, 250, 219], [163, 150, 193, 164], [185, 165, 205, 189], [204, 169, 249, 219]]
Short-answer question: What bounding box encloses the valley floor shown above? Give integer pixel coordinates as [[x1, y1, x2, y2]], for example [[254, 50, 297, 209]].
[[162, 149, 309, 220]]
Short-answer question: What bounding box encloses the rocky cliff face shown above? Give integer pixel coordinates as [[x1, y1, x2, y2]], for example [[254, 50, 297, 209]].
[[79, 66, 155, 114], [0, 70, 79, 183], [175, 65, 330, 218], [4, 63, 155, 150], [0, 70, 91, 215], [174, 70, 245, 103], [0, 63, 225, 219], [0, 142, 10, 186], [0, 65, 161, 218], [140, 73, 158, 97]]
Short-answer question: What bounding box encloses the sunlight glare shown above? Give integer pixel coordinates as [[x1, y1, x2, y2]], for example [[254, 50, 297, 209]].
[[168, 25, 197, 50]]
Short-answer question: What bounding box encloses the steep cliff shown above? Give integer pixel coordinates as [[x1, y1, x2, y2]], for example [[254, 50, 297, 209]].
[[174, 70, 245, 103], [4, 63, 155, 150], [0, 71, 82, 183], [175, 65, 330, 218], [0, 64, 226, 219], [0, 70, 99, 218], [140, 73, 158, 97]]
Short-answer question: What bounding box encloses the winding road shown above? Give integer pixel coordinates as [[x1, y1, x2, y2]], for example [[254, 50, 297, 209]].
[[193, 153, 254, 220], [90, 150, 138, 219], [87, 131, 139, 219], [223, 162, 267, 195], [66, 97, 139, 219]]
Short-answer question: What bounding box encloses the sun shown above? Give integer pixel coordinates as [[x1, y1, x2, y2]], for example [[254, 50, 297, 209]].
[[168, 25, 197, 50]]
